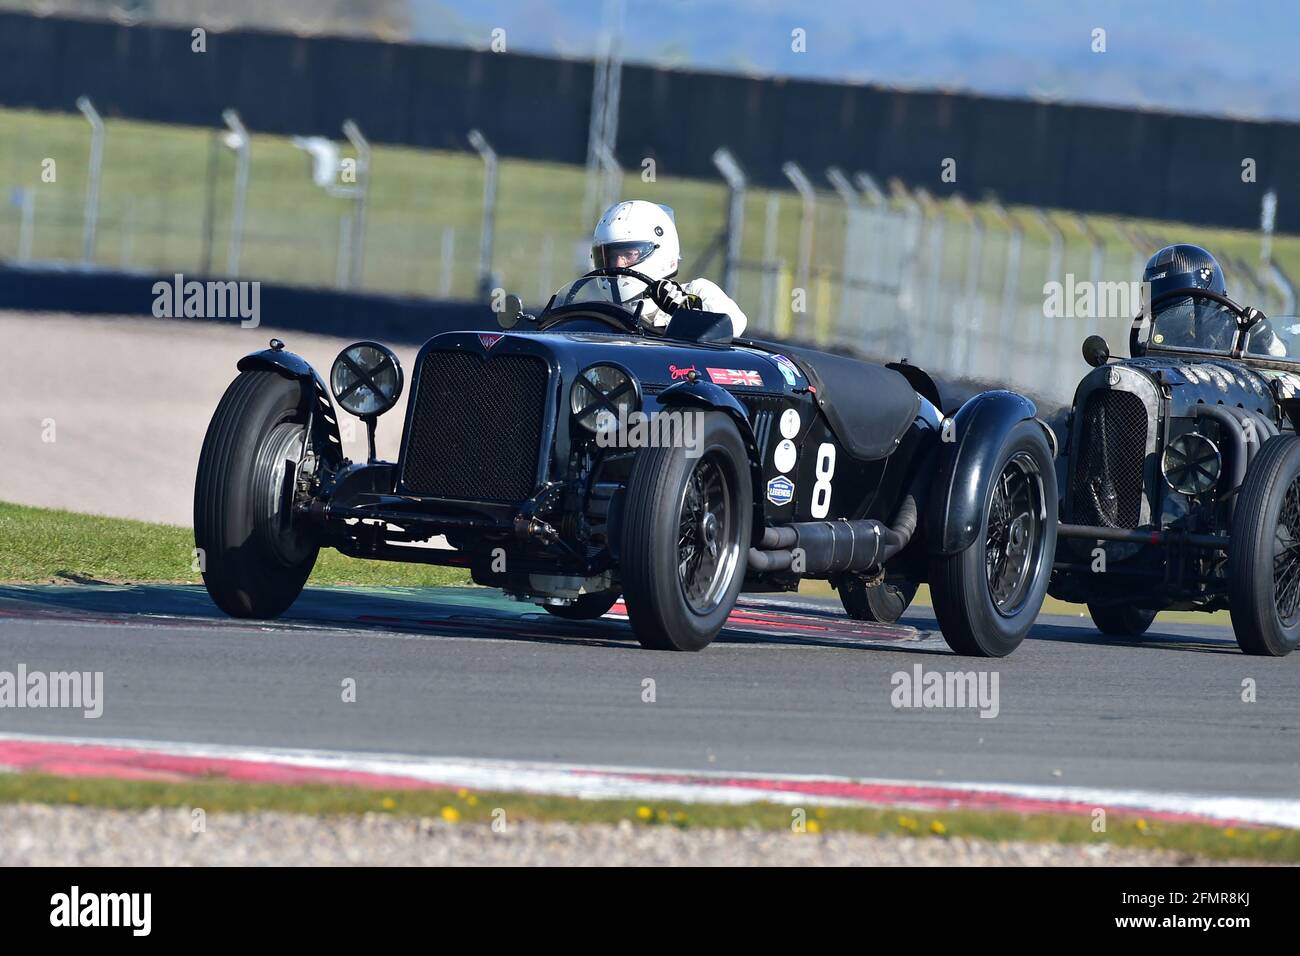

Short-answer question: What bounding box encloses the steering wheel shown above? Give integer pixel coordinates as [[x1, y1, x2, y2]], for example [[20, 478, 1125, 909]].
[[583, 266, 686, 314], [540, 268, 685, 333]]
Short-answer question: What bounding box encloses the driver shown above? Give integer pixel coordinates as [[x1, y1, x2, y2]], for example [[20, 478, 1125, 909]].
[[589, 199, 748, 336], [1143, 243, 1284, 355], [1143, 244, 1236, 350]]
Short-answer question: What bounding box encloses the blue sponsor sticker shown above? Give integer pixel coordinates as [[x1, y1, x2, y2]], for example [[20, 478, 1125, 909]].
[[766, 474, 795, 506], [772, 354, 802, 387]]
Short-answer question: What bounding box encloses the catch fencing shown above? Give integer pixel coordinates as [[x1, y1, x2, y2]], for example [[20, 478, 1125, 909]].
[[0, 102, 1294, 408]]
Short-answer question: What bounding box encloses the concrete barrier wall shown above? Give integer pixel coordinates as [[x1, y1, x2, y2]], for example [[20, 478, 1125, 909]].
[[0, 263, 497, 345], [0, 11, 1293, 230]]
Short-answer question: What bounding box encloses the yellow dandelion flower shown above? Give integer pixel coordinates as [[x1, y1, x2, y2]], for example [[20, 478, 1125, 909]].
[[636, 806, 653, 820], [898, 815, 918, 831], [1135, 818, 1149, 832], [1224, 828, 1237, 839], [441, 806, 461, 823], [381, 797, 396, 810], [930, 820, 947, 835], [814, 807, 828, 820], [807, 820, 821, 833]]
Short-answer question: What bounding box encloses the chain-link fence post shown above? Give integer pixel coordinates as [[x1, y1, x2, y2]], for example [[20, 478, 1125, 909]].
[[468, 128, 498, 301], [342, 119, 370, 289], [1033, 210, 1066, 398], [987, 200, 1023, 369], [826, 167, 860, 340], [16, 188, 35, 262], [76, 96, 104, 266], [759, 193, 781, 334], [781, 162, 815, 310], [712, 148, 746, 298], [221, 109, 250, 278], [951, 195, 984, 379]]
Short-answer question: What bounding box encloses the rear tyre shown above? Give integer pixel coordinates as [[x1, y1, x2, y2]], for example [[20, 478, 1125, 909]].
[[839, 576, 918, 624], [929, 420, 1057, 657], [1086, 602, 1156, 637], [542, 590, 620, 621], [620, 412, 751, 651], [1228, 435, 1300, 656], [194, 370, 318, 618]]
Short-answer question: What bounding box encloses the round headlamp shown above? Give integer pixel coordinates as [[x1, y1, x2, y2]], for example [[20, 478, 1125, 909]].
[[1162, 431, 1221, 495], [570, 364, 638, 432], [330, 342, 403, 417]]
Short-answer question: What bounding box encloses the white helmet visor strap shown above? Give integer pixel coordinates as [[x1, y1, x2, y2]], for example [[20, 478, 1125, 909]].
[[592, 240, 659, 270]]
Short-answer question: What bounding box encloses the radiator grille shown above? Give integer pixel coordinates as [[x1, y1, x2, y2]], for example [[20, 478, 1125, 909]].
[[1071, 389, 1148, 529], [401, 350, 550, 501]]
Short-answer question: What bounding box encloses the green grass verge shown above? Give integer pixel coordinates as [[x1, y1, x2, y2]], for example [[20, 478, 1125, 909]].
[[0, 500, 469, 587], [1, 771, 1293, 862], [3, 498, 1233, 627]]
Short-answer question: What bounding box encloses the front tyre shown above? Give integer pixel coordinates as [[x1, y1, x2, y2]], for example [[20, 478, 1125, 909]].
[[194, 370, 319, 618], [929, 420, 1057, 657], [620, 412, 751, 651], [1228, 435, 1300, 656]]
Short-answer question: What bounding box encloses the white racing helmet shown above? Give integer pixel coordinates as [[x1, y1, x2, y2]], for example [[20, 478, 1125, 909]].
[[590, 200, 680, 322]]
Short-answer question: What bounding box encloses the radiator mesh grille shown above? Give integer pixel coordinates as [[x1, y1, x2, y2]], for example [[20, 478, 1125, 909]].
[[1071, 389, 1148, 529], [401, 351, 550, 501]]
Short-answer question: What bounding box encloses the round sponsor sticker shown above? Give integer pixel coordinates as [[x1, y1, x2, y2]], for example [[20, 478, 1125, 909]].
[[779, 408, 800, 439], [773, 438, 797, 473]]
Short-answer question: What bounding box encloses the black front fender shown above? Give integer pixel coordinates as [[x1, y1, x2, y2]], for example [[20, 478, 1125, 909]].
[[237, 348, 346, 463], [657, 379, 765, 541], [927, 390, 1041, 555]]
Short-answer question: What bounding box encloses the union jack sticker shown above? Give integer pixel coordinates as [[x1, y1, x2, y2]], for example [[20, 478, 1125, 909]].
[[706, 367, 764, 387]]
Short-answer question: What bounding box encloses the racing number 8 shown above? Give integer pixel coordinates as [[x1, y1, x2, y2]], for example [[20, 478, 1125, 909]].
[[810, 442, 836, 518]]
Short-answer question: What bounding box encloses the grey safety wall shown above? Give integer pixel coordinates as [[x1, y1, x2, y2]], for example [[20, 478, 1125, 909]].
[[0, 11, 1293, 229]]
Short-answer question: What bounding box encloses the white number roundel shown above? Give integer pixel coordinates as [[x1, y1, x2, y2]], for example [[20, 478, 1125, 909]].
[[810, 442, 836, 518]]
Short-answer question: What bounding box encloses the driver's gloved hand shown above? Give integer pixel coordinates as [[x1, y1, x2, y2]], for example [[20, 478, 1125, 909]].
[[652, 279, 703, 313]]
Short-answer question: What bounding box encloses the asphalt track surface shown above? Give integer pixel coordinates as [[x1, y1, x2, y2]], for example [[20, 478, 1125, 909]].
[[1, 584, 1297, 802]]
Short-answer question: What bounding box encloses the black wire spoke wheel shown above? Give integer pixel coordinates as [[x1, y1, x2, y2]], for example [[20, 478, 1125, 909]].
[[676, 453, 740, 614], [1228, 434, 1300, 656], [928, 418, 1057, 658], [984, 452, 1045, 615], [1273, 474, 1300, 626], [620, 411, 751, 652]]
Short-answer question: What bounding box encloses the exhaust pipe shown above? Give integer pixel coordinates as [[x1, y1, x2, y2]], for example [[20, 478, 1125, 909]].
[[747, 493, 919, 574]]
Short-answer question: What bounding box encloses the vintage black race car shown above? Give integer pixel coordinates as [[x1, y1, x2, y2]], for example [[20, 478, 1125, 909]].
[[194, 268, 1058, 655], [1053, 285, 1300, 656]]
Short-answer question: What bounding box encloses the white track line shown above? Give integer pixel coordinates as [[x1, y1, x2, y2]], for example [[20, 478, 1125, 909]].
[[2, 731, 1297, 828]]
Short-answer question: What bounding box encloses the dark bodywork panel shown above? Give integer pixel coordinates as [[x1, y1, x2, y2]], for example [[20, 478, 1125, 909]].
[[1053, 352, 1300, 609]]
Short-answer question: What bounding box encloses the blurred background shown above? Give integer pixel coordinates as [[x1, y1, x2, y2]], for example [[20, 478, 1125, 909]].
[[0, 0, 1298, 443]]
